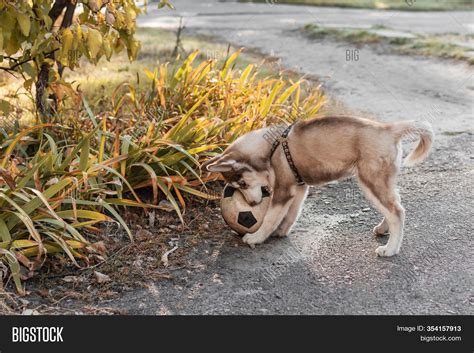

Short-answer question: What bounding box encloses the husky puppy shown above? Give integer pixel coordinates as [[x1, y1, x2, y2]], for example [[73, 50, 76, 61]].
[[203, 116, 433, 257]]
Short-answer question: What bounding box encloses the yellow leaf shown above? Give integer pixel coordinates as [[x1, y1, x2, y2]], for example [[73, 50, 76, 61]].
[[16, 13, 31, 37], [55, 210, 112, 222], [65, 240, 87, 249], [59, 28, 74, 65], [0, 99, 11, 115], [127, 38, 140, 61], [103, 36, 112, 60], [11, 239, 38, 249], [73, 24, 83, 51], [87, 28, 103, 59], [124, 5, 137, 27], [5, 34, 20, 55]]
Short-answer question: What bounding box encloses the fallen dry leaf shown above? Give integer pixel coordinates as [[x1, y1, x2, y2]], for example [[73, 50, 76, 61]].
[[21, 309, 40, 315], [62, 275, 82, 283], [94, 271, 111, 284], [87, 241, 107, 257], [136, 229, 153, 240]]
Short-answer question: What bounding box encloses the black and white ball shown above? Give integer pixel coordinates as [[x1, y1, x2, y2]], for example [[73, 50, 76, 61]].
[[220, 185, 271, 235]]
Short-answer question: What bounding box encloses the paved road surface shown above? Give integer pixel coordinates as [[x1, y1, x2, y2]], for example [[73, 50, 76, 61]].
[[107, 0, 474, 314], [140, 0, 474, 132]]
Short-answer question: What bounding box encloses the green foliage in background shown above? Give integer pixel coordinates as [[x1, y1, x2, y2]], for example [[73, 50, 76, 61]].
[[0, 0, 172, 116]]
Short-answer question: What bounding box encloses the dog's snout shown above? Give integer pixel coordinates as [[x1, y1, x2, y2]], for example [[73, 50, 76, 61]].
[[239, 185, 264, 207]]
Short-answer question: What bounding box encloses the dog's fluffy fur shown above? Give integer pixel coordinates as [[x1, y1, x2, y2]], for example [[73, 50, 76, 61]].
[[204, 116, 434, 257]]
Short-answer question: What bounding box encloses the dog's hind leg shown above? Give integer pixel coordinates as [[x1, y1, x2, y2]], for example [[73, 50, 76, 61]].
[[272, 185, 309, 237], [358, 178, 405, 256], [357, 159, 405, 256]]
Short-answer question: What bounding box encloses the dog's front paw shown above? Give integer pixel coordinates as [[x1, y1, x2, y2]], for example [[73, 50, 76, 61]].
[[375, 245, 399, 257], [242, 233, 267, 248]]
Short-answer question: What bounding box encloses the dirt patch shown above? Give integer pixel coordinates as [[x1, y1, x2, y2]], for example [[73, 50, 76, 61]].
[[0, 185, 233, 315]]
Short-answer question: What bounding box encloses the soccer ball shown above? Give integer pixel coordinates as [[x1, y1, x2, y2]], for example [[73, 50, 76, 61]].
[[220, 185, 271, 236]]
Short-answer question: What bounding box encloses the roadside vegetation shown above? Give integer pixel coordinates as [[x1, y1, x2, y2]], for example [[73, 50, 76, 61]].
[[302, 24, 474, 64], [0, 22, 325, 295], [241, 0, 473, 11]]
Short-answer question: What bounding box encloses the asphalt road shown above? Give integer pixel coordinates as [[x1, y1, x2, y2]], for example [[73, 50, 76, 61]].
[[141, 0, 473, 35], [112, 133, 473, 314], [108, 1, 474, 314], [140, 0, 474, 132]]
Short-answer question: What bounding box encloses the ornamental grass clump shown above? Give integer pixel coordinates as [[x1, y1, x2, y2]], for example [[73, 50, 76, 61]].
[[0, 50, 324, 293]]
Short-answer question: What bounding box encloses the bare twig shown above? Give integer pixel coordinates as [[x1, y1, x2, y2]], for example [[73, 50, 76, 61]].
[[161, 246, 178, 267], [171, 17, 186, 58]]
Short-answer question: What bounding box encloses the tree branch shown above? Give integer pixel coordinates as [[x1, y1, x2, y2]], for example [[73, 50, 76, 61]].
[[36, 0, 71, 116], [58, 1, 77, 76], [60, 1, 76, 28], [0, 49, 59, 72], [48, 0, 70, 24]]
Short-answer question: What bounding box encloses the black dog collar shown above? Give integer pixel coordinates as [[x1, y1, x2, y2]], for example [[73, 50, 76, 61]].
[[270, 123, 305, 185]]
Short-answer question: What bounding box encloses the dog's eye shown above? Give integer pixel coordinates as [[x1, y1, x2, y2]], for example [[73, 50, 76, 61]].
[[238, 180, 248, 188]]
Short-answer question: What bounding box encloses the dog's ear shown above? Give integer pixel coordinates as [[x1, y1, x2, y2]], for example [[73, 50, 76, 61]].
[[206, 157, 237, 172], [202, 153, 248, 173], [200, 155, 221, 172], [201, 153, 236, 173]]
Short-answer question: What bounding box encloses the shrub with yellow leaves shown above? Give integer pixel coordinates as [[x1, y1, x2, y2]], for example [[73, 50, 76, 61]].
[[0, 0, 172, 116]]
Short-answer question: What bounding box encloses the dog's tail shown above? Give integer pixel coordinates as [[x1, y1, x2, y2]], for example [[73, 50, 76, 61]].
[[392, 120, 434, 167]]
